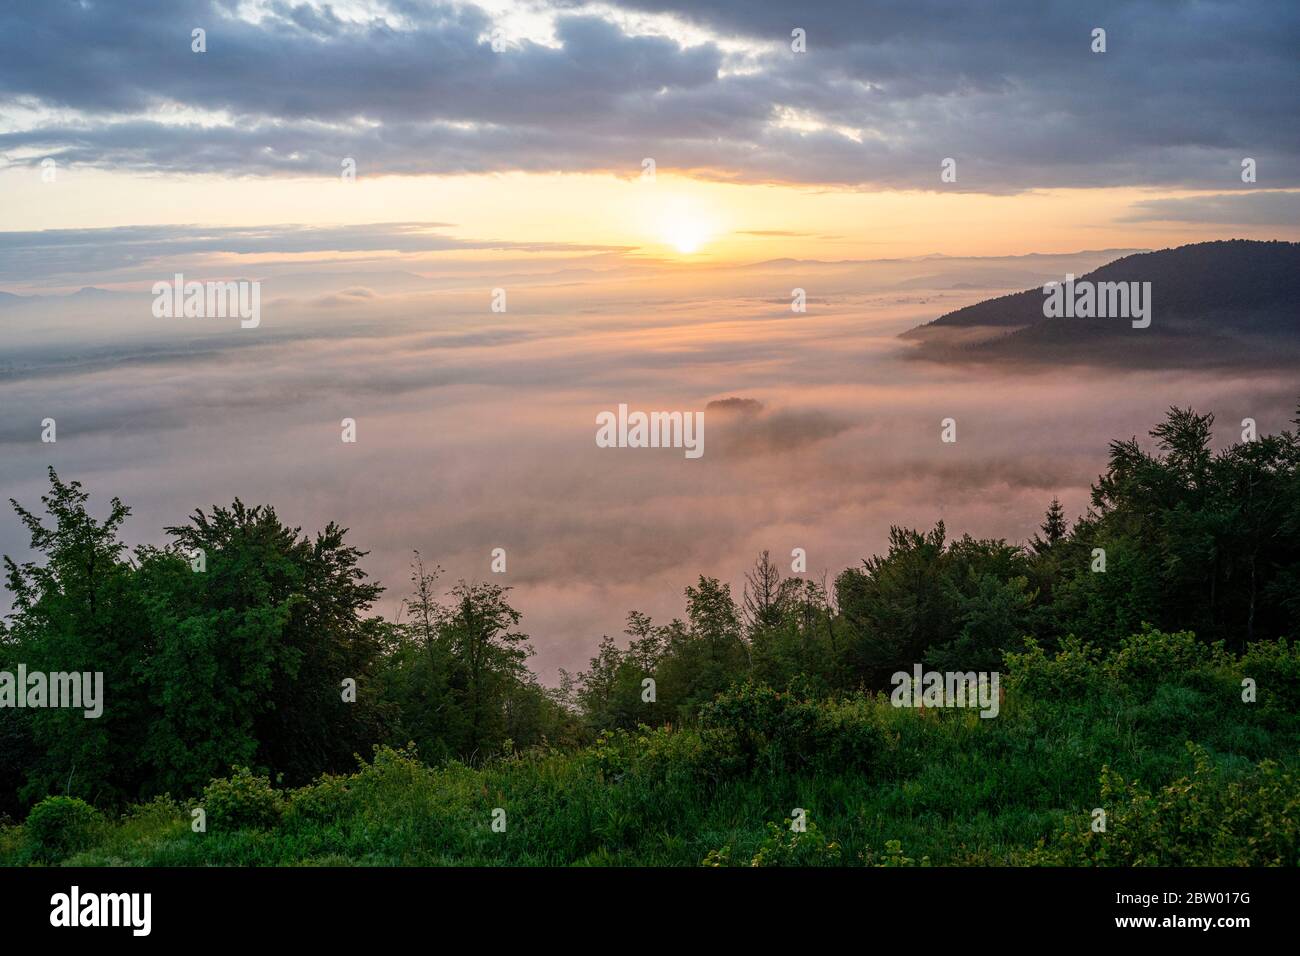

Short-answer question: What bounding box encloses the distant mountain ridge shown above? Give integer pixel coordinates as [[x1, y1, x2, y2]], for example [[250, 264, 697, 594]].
[[900, 240, 1300, 367]]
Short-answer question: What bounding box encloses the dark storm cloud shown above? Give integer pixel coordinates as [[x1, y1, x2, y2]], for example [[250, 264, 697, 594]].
[[1, 1, 1297, 189]]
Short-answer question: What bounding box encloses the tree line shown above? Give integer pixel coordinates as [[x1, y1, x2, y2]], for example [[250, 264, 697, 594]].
[[2, 404, 1297, 815]]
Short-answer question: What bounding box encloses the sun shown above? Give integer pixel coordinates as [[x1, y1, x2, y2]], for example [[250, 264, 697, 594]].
[[655, 200, 716, 255], [643, 189, 722, 257], [664, 219, 709, 255]]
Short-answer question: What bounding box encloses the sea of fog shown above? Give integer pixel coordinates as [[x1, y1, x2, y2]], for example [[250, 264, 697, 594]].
[[2, 251, 1295, 678]]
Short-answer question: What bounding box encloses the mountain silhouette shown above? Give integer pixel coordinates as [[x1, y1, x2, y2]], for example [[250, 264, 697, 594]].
[[900, 240, 1300, 367]]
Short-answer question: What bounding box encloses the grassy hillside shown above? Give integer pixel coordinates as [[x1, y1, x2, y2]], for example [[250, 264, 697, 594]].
[[5, 629, 1297, 867]]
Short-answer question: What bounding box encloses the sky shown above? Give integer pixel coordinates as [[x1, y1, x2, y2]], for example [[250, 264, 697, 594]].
[[2, 0, 1298, 270], [1, 0, 1298, 677]]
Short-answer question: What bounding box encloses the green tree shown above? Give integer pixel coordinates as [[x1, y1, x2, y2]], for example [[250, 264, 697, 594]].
[[1031, 497, 1068, 554], [836, 524, 954, 688], [153, 499, 389, 790], [3, 469, 145, 805], [439, 580, 533, 759]]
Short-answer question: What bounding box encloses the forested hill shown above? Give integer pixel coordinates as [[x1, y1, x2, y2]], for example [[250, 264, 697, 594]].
[[901, 240, 1300, 366]]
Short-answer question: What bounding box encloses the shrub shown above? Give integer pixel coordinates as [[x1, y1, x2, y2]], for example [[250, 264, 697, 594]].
[[703, 820, 843, 867], [1240, 638, 1300, 714], [588, 729, 634, 782], [123, 793, 185, 823], [692, 726, 745, 782], [1004, 636, 1104, 700], [0, 819, 23, 865], [748, 820, 842, 867], [201, 767, 284, 832], [1105, 627, 1230, 694], [1034, 743, 1300, 866], [867, 839, 930, 867], [697, 683, 887, 777], [24, 796, 102, 863], [287, 773, 354, 826], [285, 745, 437, 835]]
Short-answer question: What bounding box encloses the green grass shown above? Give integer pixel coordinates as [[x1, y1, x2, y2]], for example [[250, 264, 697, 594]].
[[4, 632, 1298, 867]]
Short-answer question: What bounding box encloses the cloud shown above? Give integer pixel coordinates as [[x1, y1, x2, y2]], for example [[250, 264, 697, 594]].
[[1, 1, 1296, 190], [1121, 191, 1300, 225], [712, 405, 854, 457], [704, 396, 855, 457], [0, 222, 628, 284]]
